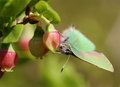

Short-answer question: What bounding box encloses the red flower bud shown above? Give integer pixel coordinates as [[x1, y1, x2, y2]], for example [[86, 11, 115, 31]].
[[0, 45, 18, 72], [43, 24, 61, 52]]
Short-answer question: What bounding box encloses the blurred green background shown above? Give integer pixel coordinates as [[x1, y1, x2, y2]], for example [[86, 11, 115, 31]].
[[0, 0, 120, 87]]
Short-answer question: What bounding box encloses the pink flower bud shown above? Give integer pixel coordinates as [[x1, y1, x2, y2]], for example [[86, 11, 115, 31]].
[[0, 45, 18, 72], [43, 24, 61, 52], [19, 37, 30, 51], [18, 25, 34, 51]]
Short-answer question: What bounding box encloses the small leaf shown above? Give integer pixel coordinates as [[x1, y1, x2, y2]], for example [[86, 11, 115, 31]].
[[35, 1, 48, 13], [29, 0, 40, 7], [43, 9, 61, 24], [2, 24, 24, 43], [35, 1, 61, 24]]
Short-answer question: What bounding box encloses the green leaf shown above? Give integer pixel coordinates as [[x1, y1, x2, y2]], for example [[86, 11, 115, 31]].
[[0, 17, 9, 29], [29, 0, 39, 7], [0, 0, 31, 27], [0, 0, 31, 17], [35, 1, 61, 24], [2, 24, 24, 43], [29, 0, 50, 7], [43, 9, 60, 24], [63, 26, 95, 51], [71, 48, 114, 72], [35, 1, 48, 13]]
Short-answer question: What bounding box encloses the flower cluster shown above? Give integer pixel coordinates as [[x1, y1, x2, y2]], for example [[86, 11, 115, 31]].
[[0, 0, 62, 79], [29, 24, 61, 57]]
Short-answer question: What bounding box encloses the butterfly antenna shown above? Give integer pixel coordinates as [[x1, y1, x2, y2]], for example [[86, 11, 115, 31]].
[[61, 55, 70, 72]]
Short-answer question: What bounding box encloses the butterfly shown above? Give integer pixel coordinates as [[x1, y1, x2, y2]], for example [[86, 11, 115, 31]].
[[57, 25, 114, 72]]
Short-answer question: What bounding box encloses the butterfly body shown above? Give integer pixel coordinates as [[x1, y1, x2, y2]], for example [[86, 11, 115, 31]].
[[57, 38, 74, 55]]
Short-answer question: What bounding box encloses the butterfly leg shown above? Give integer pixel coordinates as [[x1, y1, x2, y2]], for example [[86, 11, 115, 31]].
[[54, 51, 62, 54]]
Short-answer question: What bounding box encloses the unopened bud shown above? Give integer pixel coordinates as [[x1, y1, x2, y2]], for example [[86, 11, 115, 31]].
[[43, 24, 61, 52], [0, 44, 18, 72]]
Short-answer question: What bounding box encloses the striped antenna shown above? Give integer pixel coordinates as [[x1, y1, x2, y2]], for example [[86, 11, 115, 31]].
[[61, 55, 70, 72]]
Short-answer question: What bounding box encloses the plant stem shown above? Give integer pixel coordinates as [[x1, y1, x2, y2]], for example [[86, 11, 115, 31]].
[[41, 15, 50, 24]]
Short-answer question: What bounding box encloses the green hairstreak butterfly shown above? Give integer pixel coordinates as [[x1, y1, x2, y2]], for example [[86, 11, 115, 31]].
[[59, 25, 114, 72]]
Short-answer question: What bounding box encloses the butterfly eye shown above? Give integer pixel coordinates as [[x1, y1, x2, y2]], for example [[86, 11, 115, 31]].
[[60, 46, 63, 49]]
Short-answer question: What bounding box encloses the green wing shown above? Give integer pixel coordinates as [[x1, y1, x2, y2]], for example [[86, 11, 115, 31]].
[[63, 26, 95, 51], [71, 47, 114, 72]]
